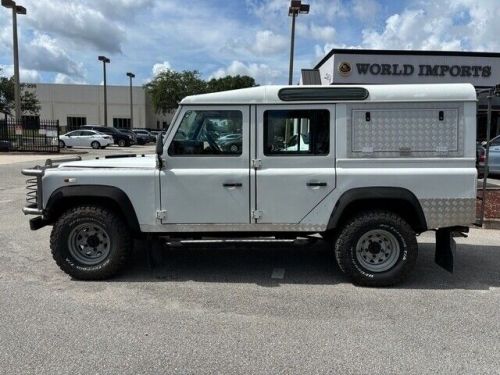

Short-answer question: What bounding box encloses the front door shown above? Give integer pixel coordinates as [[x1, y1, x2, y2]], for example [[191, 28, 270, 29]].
[[160, 106, 250, 224], [254, 104, 336, 224]]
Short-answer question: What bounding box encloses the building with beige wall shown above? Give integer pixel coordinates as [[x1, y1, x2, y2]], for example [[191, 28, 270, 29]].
[[22, 83, 172, 130]]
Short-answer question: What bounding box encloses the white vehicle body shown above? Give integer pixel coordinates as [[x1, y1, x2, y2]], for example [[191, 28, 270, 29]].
[[22, 84, 478, 284], [59, 130, 113, 149]]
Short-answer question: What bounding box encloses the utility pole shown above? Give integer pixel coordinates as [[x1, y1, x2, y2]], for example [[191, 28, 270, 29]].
[[288, 0, 309, 85], [126, 72, 135, 129], [2, 0, 26, 121], [98, 56, 110, 126]]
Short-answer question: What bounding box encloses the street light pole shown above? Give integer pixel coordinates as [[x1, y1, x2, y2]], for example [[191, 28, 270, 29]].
[[126, 72, 135, 129], [288, 0, 309, 85], [98, 55, 110, 126], [2, 0, 26, 121]]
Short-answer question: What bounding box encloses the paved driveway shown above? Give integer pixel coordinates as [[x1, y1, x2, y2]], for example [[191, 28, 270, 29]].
[[0, 150, 499, 374]]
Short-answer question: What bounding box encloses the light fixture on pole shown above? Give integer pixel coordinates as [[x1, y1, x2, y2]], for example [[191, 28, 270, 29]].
[[288, 0, 309, 85], [98, 55, 110, 126], [2, 0, 27, 122], [126, 72, 135, 129]]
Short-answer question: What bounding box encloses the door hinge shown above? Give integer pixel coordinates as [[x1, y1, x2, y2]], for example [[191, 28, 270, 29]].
[[156, 210, 167, 223], [251, 210, 263, 220], [251, 159, 262, 169]]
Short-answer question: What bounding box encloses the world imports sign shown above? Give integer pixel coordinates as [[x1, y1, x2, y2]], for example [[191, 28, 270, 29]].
[[355, 63, 492, 77]]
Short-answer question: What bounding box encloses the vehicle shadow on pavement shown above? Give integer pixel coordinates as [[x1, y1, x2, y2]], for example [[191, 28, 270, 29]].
[[115, 239, 500, 290]]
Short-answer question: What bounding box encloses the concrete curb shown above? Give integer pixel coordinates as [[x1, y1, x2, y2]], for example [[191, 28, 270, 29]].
[[483, 219, 500, 230]]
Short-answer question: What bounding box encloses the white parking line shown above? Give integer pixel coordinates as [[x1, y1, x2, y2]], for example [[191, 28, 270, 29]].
[[0, 200, 12, 204], [271, 268, 285, 279]]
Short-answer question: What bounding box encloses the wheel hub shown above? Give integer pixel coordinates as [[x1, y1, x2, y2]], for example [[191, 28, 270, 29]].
[[355, 229, 401, 273], [68, 223, 111, 265]]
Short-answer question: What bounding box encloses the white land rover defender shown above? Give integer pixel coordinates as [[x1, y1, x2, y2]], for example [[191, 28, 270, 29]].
[[22, 84, 478, 286]]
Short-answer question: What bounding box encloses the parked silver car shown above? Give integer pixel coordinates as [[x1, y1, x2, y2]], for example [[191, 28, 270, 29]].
[[478, 135, 500, 175]]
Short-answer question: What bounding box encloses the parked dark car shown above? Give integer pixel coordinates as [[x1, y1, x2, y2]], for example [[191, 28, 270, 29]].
[[132, 129, 156, 143], [116, 129, 139, 144], [82, 125, 134, 147], [121, 128, 148, 145]]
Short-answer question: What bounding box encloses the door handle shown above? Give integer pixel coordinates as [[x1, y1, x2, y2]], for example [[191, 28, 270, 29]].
[[307, 182, 327, 187], [223, 183, 242, 187]]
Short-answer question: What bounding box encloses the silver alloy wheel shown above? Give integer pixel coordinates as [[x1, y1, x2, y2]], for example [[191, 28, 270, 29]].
[[91, 141, 100, 149], [67, 223, 111, 265], [355, 229, 400, 272], [59, 140, 65, 148]]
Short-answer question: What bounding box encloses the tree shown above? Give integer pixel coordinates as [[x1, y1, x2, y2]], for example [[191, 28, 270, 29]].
[[206, 75, 256, 93], [0, 69, 41, 117], [145, 69, 257, 114], [145, 70, 207, 114]]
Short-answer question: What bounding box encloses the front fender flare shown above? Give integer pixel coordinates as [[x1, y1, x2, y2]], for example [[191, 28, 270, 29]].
[[45, 185, 140, 233]]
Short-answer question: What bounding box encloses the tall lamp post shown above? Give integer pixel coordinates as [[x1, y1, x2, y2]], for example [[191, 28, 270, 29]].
[[288, 0, 309, 85], [98, 55, 110, 126], [2, 0, 26, 122], [126, 72, 135, 129]]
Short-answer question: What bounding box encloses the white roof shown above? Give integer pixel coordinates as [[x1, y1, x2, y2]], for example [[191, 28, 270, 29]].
[[180, 84, 477, 105]]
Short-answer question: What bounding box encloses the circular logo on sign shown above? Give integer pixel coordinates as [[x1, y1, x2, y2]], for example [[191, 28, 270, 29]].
[[338, 62, 352, 77]]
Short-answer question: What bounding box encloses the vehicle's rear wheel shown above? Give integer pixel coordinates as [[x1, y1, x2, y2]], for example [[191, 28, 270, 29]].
[[50, 205, 131, 280], [59, 140, 65, 148], [334, 211, 418, 287], [118, 139, 127, 147], [91, 141, 101, 149]]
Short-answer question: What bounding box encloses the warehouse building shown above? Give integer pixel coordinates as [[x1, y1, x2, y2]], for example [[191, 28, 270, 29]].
[[303, 49, 500, 140], [21, 83, 173, 130]]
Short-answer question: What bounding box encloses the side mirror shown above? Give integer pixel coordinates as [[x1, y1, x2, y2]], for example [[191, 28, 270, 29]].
[[156, 134, 164, 156]]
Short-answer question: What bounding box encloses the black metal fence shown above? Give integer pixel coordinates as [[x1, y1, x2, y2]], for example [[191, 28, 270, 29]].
[[0, 118, 60, 153]]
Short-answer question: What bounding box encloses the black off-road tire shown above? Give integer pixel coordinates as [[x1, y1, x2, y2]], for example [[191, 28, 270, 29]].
[[334, 211, 418, 287], [50, 205, 131, 280]]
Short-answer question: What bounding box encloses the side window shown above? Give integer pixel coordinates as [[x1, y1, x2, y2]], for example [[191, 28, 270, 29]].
[[67, 131, 81, 136], [264, 109, 329, 155], [80, 131, 94, 136], [168, 110, 243, 156]]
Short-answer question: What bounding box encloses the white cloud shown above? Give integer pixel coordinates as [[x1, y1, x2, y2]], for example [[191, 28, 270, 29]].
[[352, 0, 381, 23], [210, 60, 282, 85], [0, 65, 42, 83], [250, 30, 288, 56], [24, 0, 125, 53], [54, 73, 87, 84], [22, 33, 86, 78], [152, 61, 172, 76]]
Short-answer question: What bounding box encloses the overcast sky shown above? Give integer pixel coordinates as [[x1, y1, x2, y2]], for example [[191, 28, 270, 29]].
[[1, 0, 499, 86]]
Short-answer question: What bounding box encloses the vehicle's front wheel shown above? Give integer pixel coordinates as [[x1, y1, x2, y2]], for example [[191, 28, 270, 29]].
[[334, 211, 418, 287], [50, 205, 131, 280], [91, 141, 101, 149], [58, 140, 65, 148]]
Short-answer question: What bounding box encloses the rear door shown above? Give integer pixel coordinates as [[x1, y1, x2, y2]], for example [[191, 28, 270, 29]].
[[254, 104, 336, 224]]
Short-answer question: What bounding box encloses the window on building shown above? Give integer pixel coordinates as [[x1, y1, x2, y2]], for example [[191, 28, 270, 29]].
[[162, 121, 168, 129], [113, 118, 131, 129], [67, 116, 87, 131], [168, 110, 243, 156], [263, 109, 329, 156], [22, 115, 40, 130]]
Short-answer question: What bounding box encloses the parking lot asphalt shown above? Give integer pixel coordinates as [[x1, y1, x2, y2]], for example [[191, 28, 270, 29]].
[[0, 147, 499, 374]]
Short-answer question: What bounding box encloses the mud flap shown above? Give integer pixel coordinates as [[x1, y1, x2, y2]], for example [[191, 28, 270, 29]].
[[435, 226, 468, 273]]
